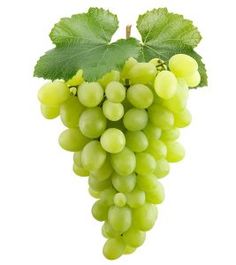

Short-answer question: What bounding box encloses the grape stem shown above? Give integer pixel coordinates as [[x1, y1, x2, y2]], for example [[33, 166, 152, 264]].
[[126, 25, 132, 39]]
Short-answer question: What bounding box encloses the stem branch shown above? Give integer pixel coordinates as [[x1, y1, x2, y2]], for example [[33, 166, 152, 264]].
[[126, 25, 132, 39]]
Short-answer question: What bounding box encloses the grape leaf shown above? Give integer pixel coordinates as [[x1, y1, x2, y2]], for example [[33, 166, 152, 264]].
[[34, 8, 141, 81], [137, 8, 207, 87]]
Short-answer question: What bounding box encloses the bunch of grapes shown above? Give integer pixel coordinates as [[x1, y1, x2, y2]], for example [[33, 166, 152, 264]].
[[38, 54, 200, 259]]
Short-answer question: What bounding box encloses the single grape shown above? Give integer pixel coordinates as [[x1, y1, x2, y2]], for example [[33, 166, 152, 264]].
[[126, 188, 146, 208], [174, 108, 192, 128], [135, 153, 156, 175], [124, 246, 136, 255], [99, 70, 120, 88], [40, 104, 60, 119], [73, 163, 89, 177], [38, 80, 70, 105], [154, 70, 177, 99], [59, 128, 89, 152], [66, 69, 84, 86], [145, 180, 165, 205], [88, 188, 100, 199], [111, 172, 136, 193], [99, 187, 117, 206], [166, 141, 185, 162], [105, 81, 126, 103], [154, 159, 170, 178], [143, 123, 162, 140], [127, 84, 154, 109], [103, 238, 125, 260], [92, 200, 109, 221], [111, 147, 136, 176], [121, 57, 137, 80], [160, 128, 180, 141], [123, 108, 148, 131], [77, 82, 103, 107], [81, 141, 107, 171], [102, 221, 120, 238], [122, 227, 146, 247], [102, 100, 124, 121], [90, 157, 113, 181], [79, 107, 107, 138], [184, 71, 201, 87], [113, 193, 127, 207], [125, 131, 148, 153], [146, 139, 167, 160], [169, 54, 198, 77], [128, 63, 157, 84], [136, 174, 158, 192], [88, 176, 111, 192]]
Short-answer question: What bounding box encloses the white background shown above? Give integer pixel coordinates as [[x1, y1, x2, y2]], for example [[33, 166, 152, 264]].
[[0, 0, 236, 264]]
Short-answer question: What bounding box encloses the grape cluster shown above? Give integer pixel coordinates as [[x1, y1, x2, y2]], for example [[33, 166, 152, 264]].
[[38, 54, 200, 259]]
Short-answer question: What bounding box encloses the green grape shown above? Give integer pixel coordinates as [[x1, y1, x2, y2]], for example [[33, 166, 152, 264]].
[[90, 157, 113, 181], [125, 131, 148, 153], [99, 70, 120, 88], [149, 58, 167, 72], [77, 82, 103, 107], [160, 128, 180, 141], [127, 84, 154, 109], [123, 108, 148, 131], [88, 188, 100, 199], [102, 221, 120, 238], [102, 100, 124, 121], [184, 71, 201, 87], [112, 172, 136, 193], [81, 141, 107, 171], [88, 176, 111, 192], [40, 104, 60, 119], [59, 128, 89, 152], [123, 227, 146, 247], [79, 107, 107, 138], [66, 69, 84, 86], [136, 174, 158, 192], [73, 163, 89, 177], [154, 159, 170, 178], [174, 108, 192, 128], [103, 238, 125, 260], [154, 70, 177, 99], [113, 193, 127, 207], [128, 63, 157, 84], [166, 141, 185, 162], [92, 200, 109, 221], [73, 151, 83, 167], [148, 104, 174, 130], [108, 206, 132, 233], [126, 188, 146, 208], [38, 81, 70, 105], [145, 181, 165, 204], [163, 79, 189, 113], [124, 246, 136, 255], [143, 123, 162, 140], [146, 139, 167, 160], [133, 203, 158, 231], [169, 54, 198, 77], [105, 81, 126, 103], [111, 147, 136, 176], [99, 187, 117, 206], [121, 57, 137, 80], [135, 153, 156, 175], [100, 128, 126, 153], [60, 96, 84, 128]]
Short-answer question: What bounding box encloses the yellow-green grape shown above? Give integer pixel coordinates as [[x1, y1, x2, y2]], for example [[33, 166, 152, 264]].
[[166, 141, 185, 162], [91, 200, 109, 221], [59, 128, 89, 152], [99, 70, 120, 88], [112, 172, 136, 193], [137, 174, 158, 192], [174, 108, 192, 128], [154, 70, 177, 99], [143, 123, 162, 140], [113, 193, 127, 207], [81, 141, 107, 171], [135, 153, 156, 175], [122, 227, 146, 247], [149, 58, 167, 72], [127, 84, 154, 109], [105, 81, 126, 103], [90, 157, 113, 181], [145, 181, 165, 204], [121, 57, 137, 80], [103, 238, 125, 260], [163, 79, 189, 113], [66, 69, 84, 86], [125, 131, 148, 153], [124, 246, 136, 255], [148, 104, 174, 130], [133, 203, 158, 231], [73, 151, 83, 167], [169, 54, 198, 77], [40, 104, 60, 119], [146, 139, 167, 160], [102, 100, 124, 121], [108, 206, 132, 233], [154, 159, 170, 178], [102, 221, 120, 238], [184, 71, 201, 87], [88, 176, 111, 192], [161, 128, 180, 141], [38, 80, 70, 105], [100, 128, 126, 153], [60, 96, 84, 128], [99, 187, 117, 206], [123, 108, 148, 131], [111, 147, 136, 176], [128, 63, 157, 84], [126, 188, 146, 208], [88, 188, 100, 199], [79, 107, 107, 139], [73, 163, 89, 177], [77, 82, 103, 107]]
